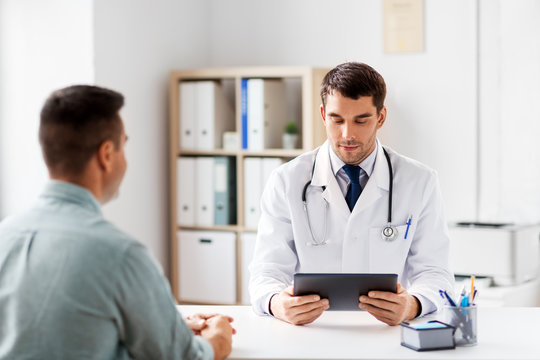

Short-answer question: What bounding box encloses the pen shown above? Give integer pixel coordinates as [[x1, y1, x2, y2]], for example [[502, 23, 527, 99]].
[[439, 289, 457, 307], [404, 215, 412, 239], [470, 275, 475, 303], [458, 285, 466, 305]]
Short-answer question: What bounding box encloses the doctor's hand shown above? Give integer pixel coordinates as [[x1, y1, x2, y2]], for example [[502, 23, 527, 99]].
[[270, 285, 330, 325], [358, 283, 420, 326]]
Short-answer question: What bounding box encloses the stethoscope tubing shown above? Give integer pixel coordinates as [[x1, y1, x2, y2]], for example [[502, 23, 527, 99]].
[[382, 147, 393, 224], [302, 147, 396, 245]]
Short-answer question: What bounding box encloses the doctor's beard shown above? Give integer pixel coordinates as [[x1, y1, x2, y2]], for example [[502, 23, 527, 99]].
[[334, 140, 375, 165]]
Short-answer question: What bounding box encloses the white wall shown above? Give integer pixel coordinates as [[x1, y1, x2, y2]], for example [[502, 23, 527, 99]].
[[478, 0, 540, 223], [0, 0, 94, 218], [207, 0, 478, 222], [0, 0, 211, 271], [93, 0, 211, 270]]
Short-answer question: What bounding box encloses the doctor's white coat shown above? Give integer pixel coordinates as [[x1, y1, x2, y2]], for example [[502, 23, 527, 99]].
[[249, 140, 454, 317]]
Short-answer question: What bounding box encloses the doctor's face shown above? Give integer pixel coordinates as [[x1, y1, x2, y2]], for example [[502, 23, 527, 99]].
[[321, 91, 386, 165]]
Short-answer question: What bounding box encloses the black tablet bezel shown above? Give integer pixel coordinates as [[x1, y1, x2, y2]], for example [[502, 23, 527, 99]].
[[293, 273, 398, 311]]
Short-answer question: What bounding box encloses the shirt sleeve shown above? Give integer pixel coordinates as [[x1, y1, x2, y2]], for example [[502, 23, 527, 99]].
[[113, 242, 214, 360]]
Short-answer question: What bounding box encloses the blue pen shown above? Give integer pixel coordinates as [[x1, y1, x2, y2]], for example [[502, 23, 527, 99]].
[[439, 290, 457, 307], [404, 215, 412, 239], [457, 285, 466, 305]]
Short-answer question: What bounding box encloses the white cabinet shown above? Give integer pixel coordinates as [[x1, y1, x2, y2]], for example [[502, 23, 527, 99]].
[[178, 230, 236, 304]]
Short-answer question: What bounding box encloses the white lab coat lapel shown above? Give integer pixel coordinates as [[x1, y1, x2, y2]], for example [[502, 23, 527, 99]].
[[351, 142, 390, 216], [310, 141, 350, 218]]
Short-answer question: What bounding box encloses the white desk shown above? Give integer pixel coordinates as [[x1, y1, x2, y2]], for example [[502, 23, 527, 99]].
[[178, 305, 540, 360]]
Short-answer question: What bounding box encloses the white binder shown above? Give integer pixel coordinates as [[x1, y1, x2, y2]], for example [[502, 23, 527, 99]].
[[178, 230, 236, 304], [241, 232, 257, 304], [195, 157, 214, 226], [177, 157, 195, 226], [243, 157, 262, 229], [196, 81, 235, 150], [179, 82, 196, 150], [247, 79, 287, 150]]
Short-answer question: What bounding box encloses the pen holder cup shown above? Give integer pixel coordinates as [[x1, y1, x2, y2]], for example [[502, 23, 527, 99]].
[[443, 305, 477, 346]]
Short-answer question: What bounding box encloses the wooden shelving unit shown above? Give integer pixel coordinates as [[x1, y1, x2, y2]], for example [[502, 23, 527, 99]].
[[169, 66, 329, 304]]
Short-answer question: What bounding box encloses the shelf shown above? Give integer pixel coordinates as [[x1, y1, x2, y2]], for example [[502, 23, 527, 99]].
[[178, 149, 238, 157], [176, 225, 239, 232], [178, 149, 305, 159], [240, 149, 304, 158], [170, 66, 327, 80]]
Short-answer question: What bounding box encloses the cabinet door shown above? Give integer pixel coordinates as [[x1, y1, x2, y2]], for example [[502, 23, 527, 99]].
[[178, 230, 236, 304], [241, 232, 257, 304]]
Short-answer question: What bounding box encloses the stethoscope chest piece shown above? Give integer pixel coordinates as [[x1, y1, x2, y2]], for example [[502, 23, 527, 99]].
[[381, 225, 398, 242]]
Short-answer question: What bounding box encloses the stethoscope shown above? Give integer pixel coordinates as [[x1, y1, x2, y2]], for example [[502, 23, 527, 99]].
[[302, 147, 398, 246]]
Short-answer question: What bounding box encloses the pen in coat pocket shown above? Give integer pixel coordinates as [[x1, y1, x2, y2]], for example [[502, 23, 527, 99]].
[[404, 215, 412, 239]]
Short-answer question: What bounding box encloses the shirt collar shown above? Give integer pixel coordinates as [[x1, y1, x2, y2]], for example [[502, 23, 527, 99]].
[[40, 180, 103, 215], [328, 139, 379, 176]]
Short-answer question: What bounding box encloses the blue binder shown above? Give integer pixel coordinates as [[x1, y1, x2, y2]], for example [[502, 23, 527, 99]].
[[241, 78, 248, 149]]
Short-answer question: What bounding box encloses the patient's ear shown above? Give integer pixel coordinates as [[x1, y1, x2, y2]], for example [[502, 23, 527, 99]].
[[96, 140, 115, 173]]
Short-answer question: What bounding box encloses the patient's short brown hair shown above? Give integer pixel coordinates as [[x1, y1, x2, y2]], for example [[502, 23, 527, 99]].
[[39, 85, 124, 176]]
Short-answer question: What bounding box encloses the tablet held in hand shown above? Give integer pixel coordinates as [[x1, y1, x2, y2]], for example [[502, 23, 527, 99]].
[[293, 273, 398, 311]]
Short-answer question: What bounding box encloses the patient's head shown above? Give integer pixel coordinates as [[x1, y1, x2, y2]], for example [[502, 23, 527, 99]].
[[39, 85, 127, 203]]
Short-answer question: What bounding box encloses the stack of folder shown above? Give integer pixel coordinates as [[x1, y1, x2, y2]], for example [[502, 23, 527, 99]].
[[179, 81, 234, 150], [177, 156, 236, 227]]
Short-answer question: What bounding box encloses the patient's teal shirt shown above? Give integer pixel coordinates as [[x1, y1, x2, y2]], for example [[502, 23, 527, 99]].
[[0, 181, 213, 359]]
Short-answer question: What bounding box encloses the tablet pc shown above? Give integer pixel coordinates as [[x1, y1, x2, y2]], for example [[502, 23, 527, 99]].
[[293, 273, 398, 311]]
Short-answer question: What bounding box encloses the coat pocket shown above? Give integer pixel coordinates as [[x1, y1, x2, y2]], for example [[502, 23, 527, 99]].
[[368, 224, 413, 274]]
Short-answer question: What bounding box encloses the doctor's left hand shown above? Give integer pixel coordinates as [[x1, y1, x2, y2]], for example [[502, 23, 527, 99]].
[[358, 283, 420, 326]]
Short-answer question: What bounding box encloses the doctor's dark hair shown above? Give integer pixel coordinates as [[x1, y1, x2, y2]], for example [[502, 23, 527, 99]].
[[320, 62, 386, 113], [39, 85, 124, 176]]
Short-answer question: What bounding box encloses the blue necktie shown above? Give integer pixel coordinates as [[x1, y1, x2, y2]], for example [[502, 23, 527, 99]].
[[343, 165, 362, 211]]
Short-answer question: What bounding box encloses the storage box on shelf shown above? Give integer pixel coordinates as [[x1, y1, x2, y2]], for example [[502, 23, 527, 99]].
[[169, 67, 329, 304]]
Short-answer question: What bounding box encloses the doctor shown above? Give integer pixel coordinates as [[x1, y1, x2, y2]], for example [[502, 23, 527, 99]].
[[249, 62, 454, 326]]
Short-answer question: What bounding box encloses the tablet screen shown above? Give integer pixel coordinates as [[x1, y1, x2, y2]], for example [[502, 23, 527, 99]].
[[293, 273, 398, 311]]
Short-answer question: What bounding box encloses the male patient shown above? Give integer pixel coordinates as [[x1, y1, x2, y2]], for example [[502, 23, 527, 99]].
[[0, 85, 233, 359]]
